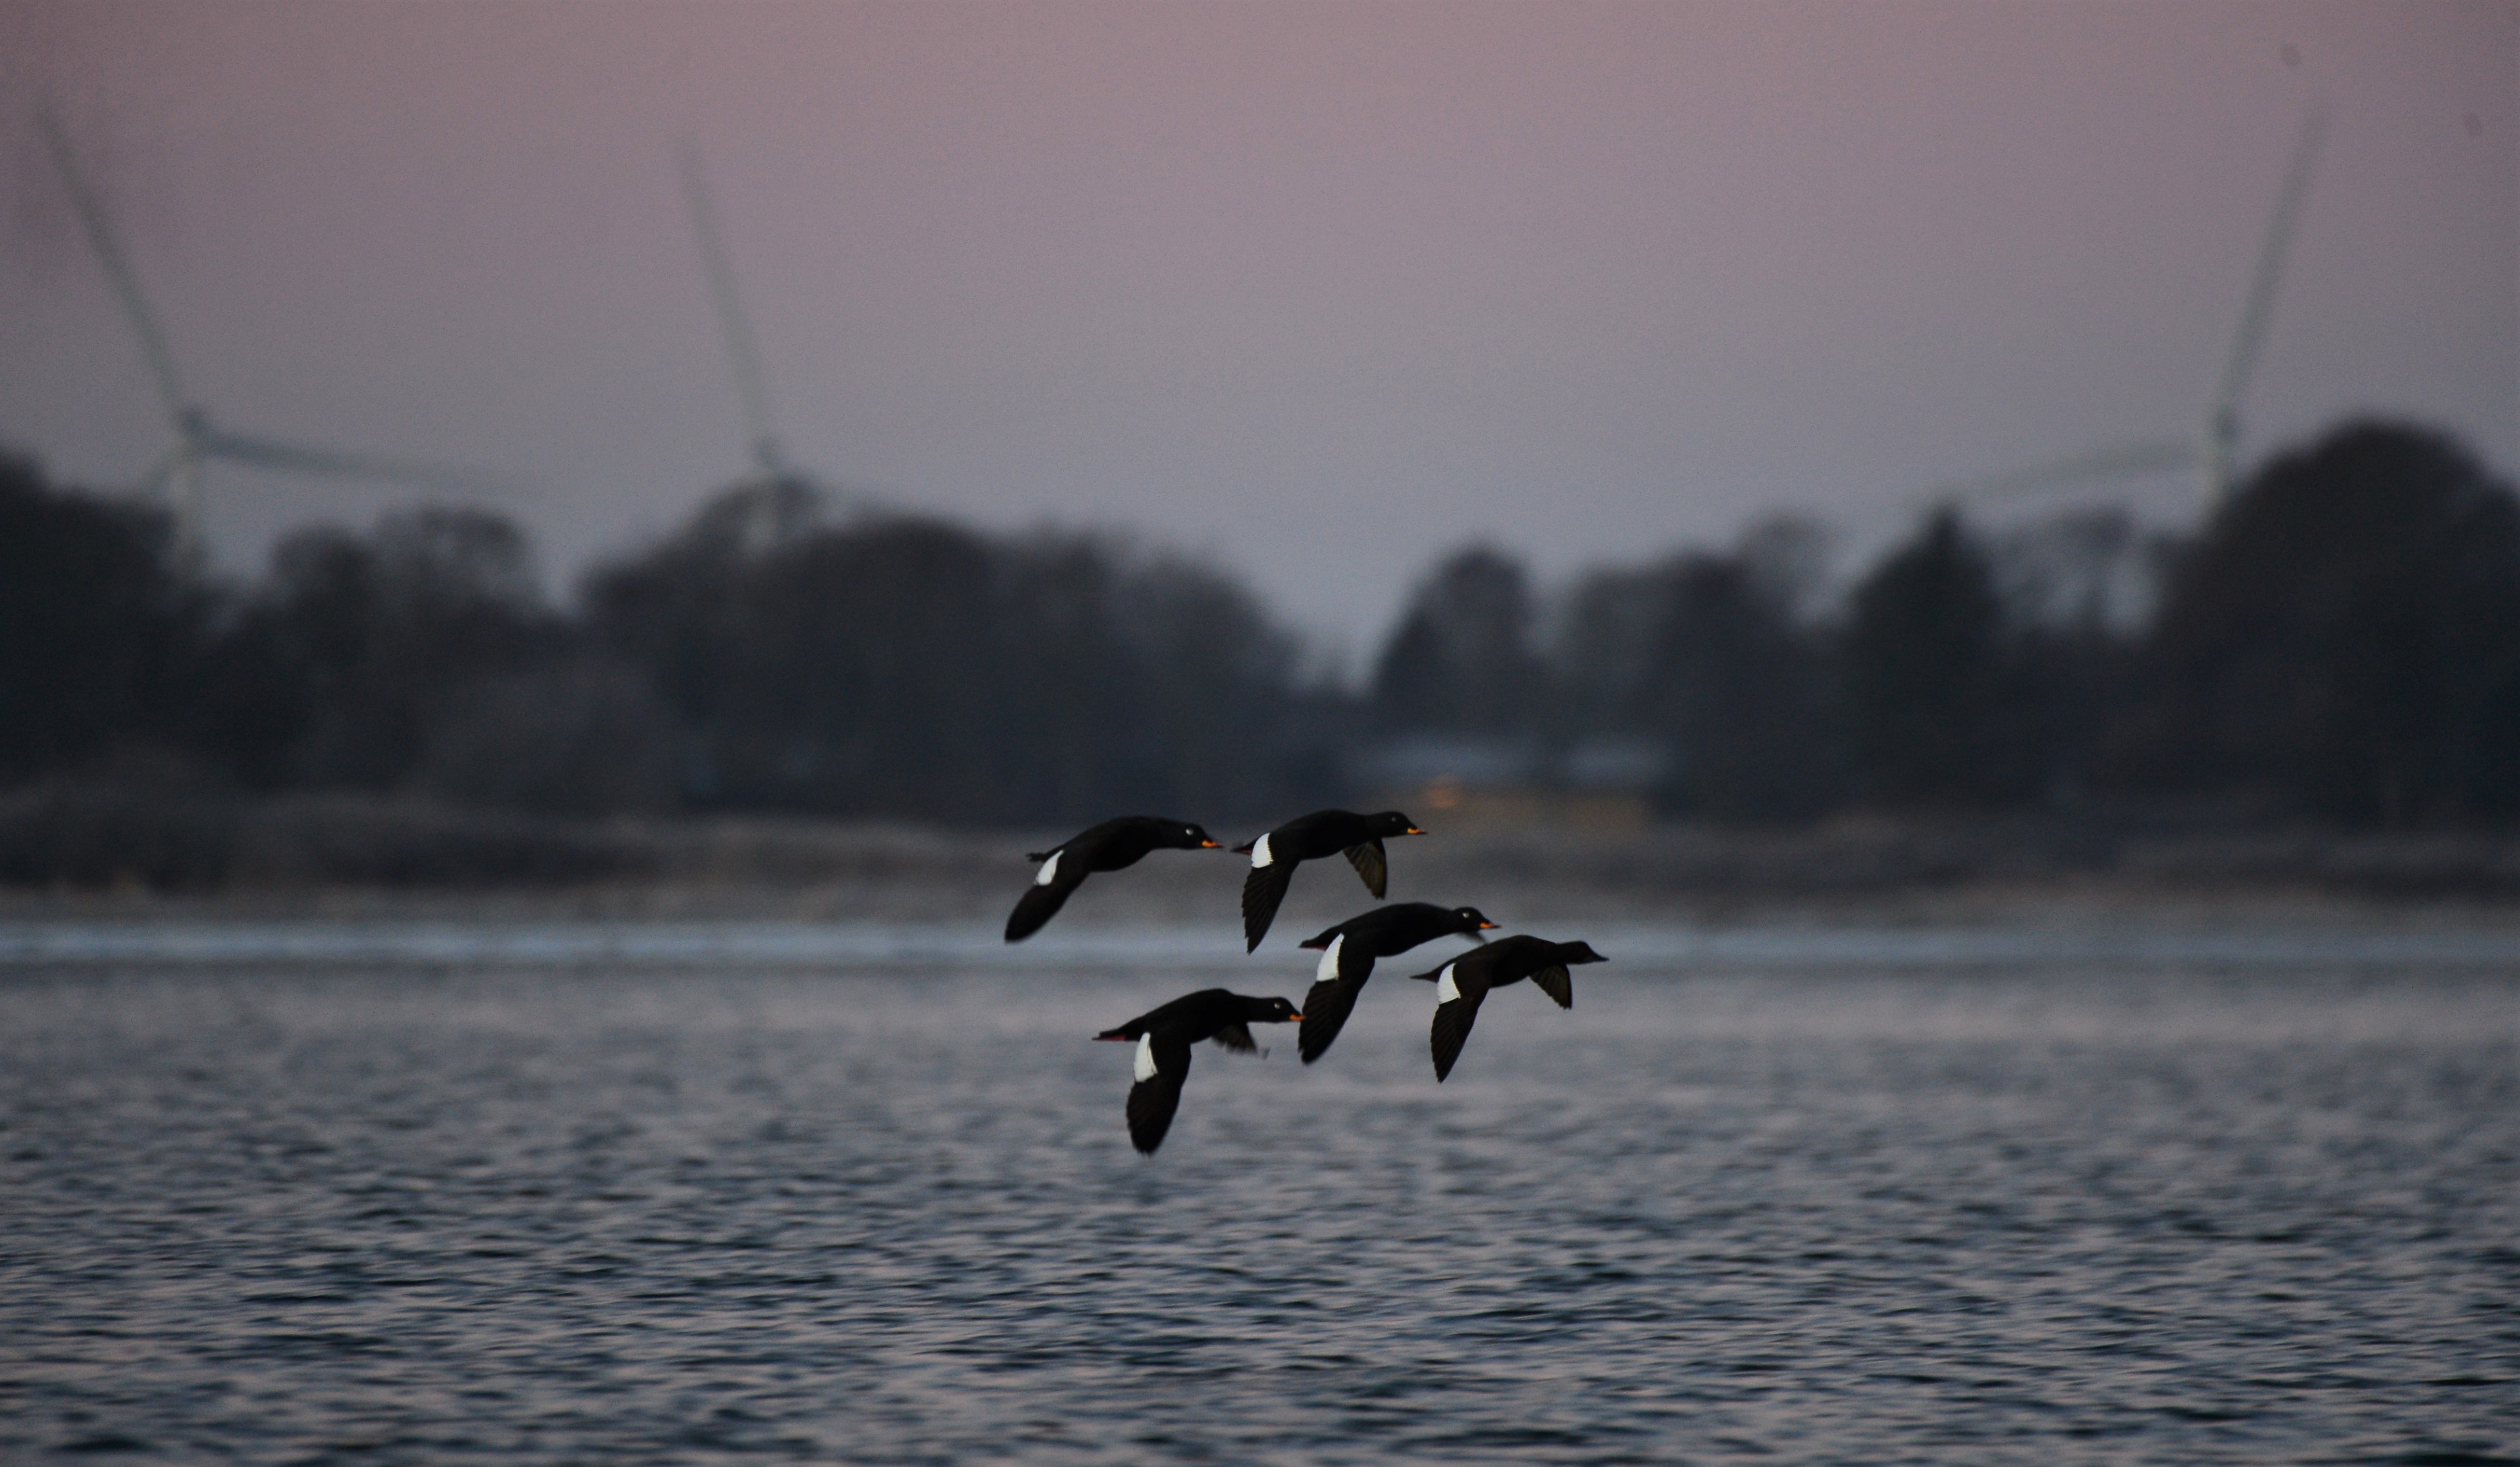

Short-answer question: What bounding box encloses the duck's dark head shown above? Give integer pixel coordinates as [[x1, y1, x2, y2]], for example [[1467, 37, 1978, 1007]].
[[1371, 811, 1425, 837], [1451, 906, 1500, 935], [1238, 995, 1302, 1024], [1170, 821, 1222, 850], [1555, 940, 1609, 965]]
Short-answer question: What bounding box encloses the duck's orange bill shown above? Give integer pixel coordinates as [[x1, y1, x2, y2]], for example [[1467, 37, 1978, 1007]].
[[1404, 826, 1425, 835], [1199, 840, 1221, 848], [1477, 920, 1500, 929]]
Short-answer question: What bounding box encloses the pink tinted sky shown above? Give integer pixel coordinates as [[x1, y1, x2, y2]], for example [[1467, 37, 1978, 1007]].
[[2, 0, 2512, 658]]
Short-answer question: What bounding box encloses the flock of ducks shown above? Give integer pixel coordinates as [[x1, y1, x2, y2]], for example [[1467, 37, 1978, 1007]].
[[1005, 812, 1608, 1154]]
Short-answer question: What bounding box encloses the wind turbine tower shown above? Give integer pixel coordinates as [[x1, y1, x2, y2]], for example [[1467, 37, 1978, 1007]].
[[679, 138, 822, 553], [2202, 107, 2327, 504]]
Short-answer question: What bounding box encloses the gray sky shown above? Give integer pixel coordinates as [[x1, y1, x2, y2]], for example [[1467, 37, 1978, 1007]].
[[3, 0, 2512, 663]]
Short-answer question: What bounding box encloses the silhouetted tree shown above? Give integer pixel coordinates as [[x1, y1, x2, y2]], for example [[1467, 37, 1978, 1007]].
[[1990, 508, 2147, 807], [590, 504, 1321, 826], [579, 484, 797, 803], [0, 453, 201, 781], [2132, 420, 2520, 826], [25, 415, 2513, 841], [992, 535, 1146, 820], [1837, 508, 2036, 807], [1548, 516, 1835, 758], [226, 509, 562, 791], [1113, 555, 1307, 817], [1638, 552, 1835, 820], [1372, 545, 1542, 736], [1551, 563, 1672, 741], [713, 514, 1004, 818]]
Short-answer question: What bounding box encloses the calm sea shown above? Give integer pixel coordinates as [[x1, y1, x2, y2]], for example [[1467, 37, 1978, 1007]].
[[2, 921, 2514, 1463]]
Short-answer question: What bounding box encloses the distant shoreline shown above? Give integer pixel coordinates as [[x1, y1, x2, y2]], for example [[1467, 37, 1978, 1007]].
[[4, 786, 2514, 930]]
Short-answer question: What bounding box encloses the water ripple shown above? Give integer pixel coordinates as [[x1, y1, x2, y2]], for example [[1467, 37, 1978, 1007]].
[[0, 949, 2513, 1462]]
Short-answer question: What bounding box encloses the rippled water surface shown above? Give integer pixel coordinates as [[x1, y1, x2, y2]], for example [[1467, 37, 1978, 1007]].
[[3, 925, 2515, 1463]]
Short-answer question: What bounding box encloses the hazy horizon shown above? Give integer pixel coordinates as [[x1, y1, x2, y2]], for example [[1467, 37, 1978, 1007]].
[[4, 0, 2512, 656]]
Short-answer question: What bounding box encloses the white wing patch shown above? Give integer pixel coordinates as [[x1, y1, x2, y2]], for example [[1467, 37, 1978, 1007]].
[[1133, 1033, 1159, 1083], [1034, 850, 1063, 887], [1250, 833, 1275, 868], [1434, 965, 1461, 1004], [1315, 933, 1345, 986]]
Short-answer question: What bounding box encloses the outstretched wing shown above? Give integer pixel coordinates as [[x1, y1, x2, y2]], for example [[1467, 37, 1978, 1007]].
[[1242, 861, 1295, 953], [1529, 965, 1574, 1010], [1125, 1034, 1195, 1155], [1430, 990, 1485, 1082], [1005, 849, 1091, 942], [1212, 1022, 1259, 1054], [1004, 881, 1078, 942], [1298, 976, 1368, 1065], [1343, 840, 1388, 899]]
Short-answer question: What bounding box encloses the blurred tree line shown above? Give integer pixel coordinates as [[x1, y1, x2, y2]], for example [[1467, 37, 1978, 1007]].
[[0, 462, 1333, 826], [3, 417, 2515, 831]]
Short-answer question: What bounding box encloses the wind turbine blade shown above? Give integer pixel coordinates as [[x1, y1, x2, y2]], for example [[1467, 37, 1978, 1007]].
[[167, 450, 206, 562], [198, 428, 523, 498], [36, 110, 195, 429], [2213, 106, 2327, 420], [678, 137, 787, 481], [1926, 441, 2199, 505]]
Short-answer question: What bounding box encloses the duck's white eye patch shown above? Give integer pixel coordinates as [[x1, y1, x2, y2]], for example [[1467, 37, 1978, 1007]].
[[1250, 833, 1274, 868], [1133, 1033, 1159, 1083], [1035, 851, 1062, 886], [1315, 933, 1345, 986], [1435, 965, 1461, 1004]]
